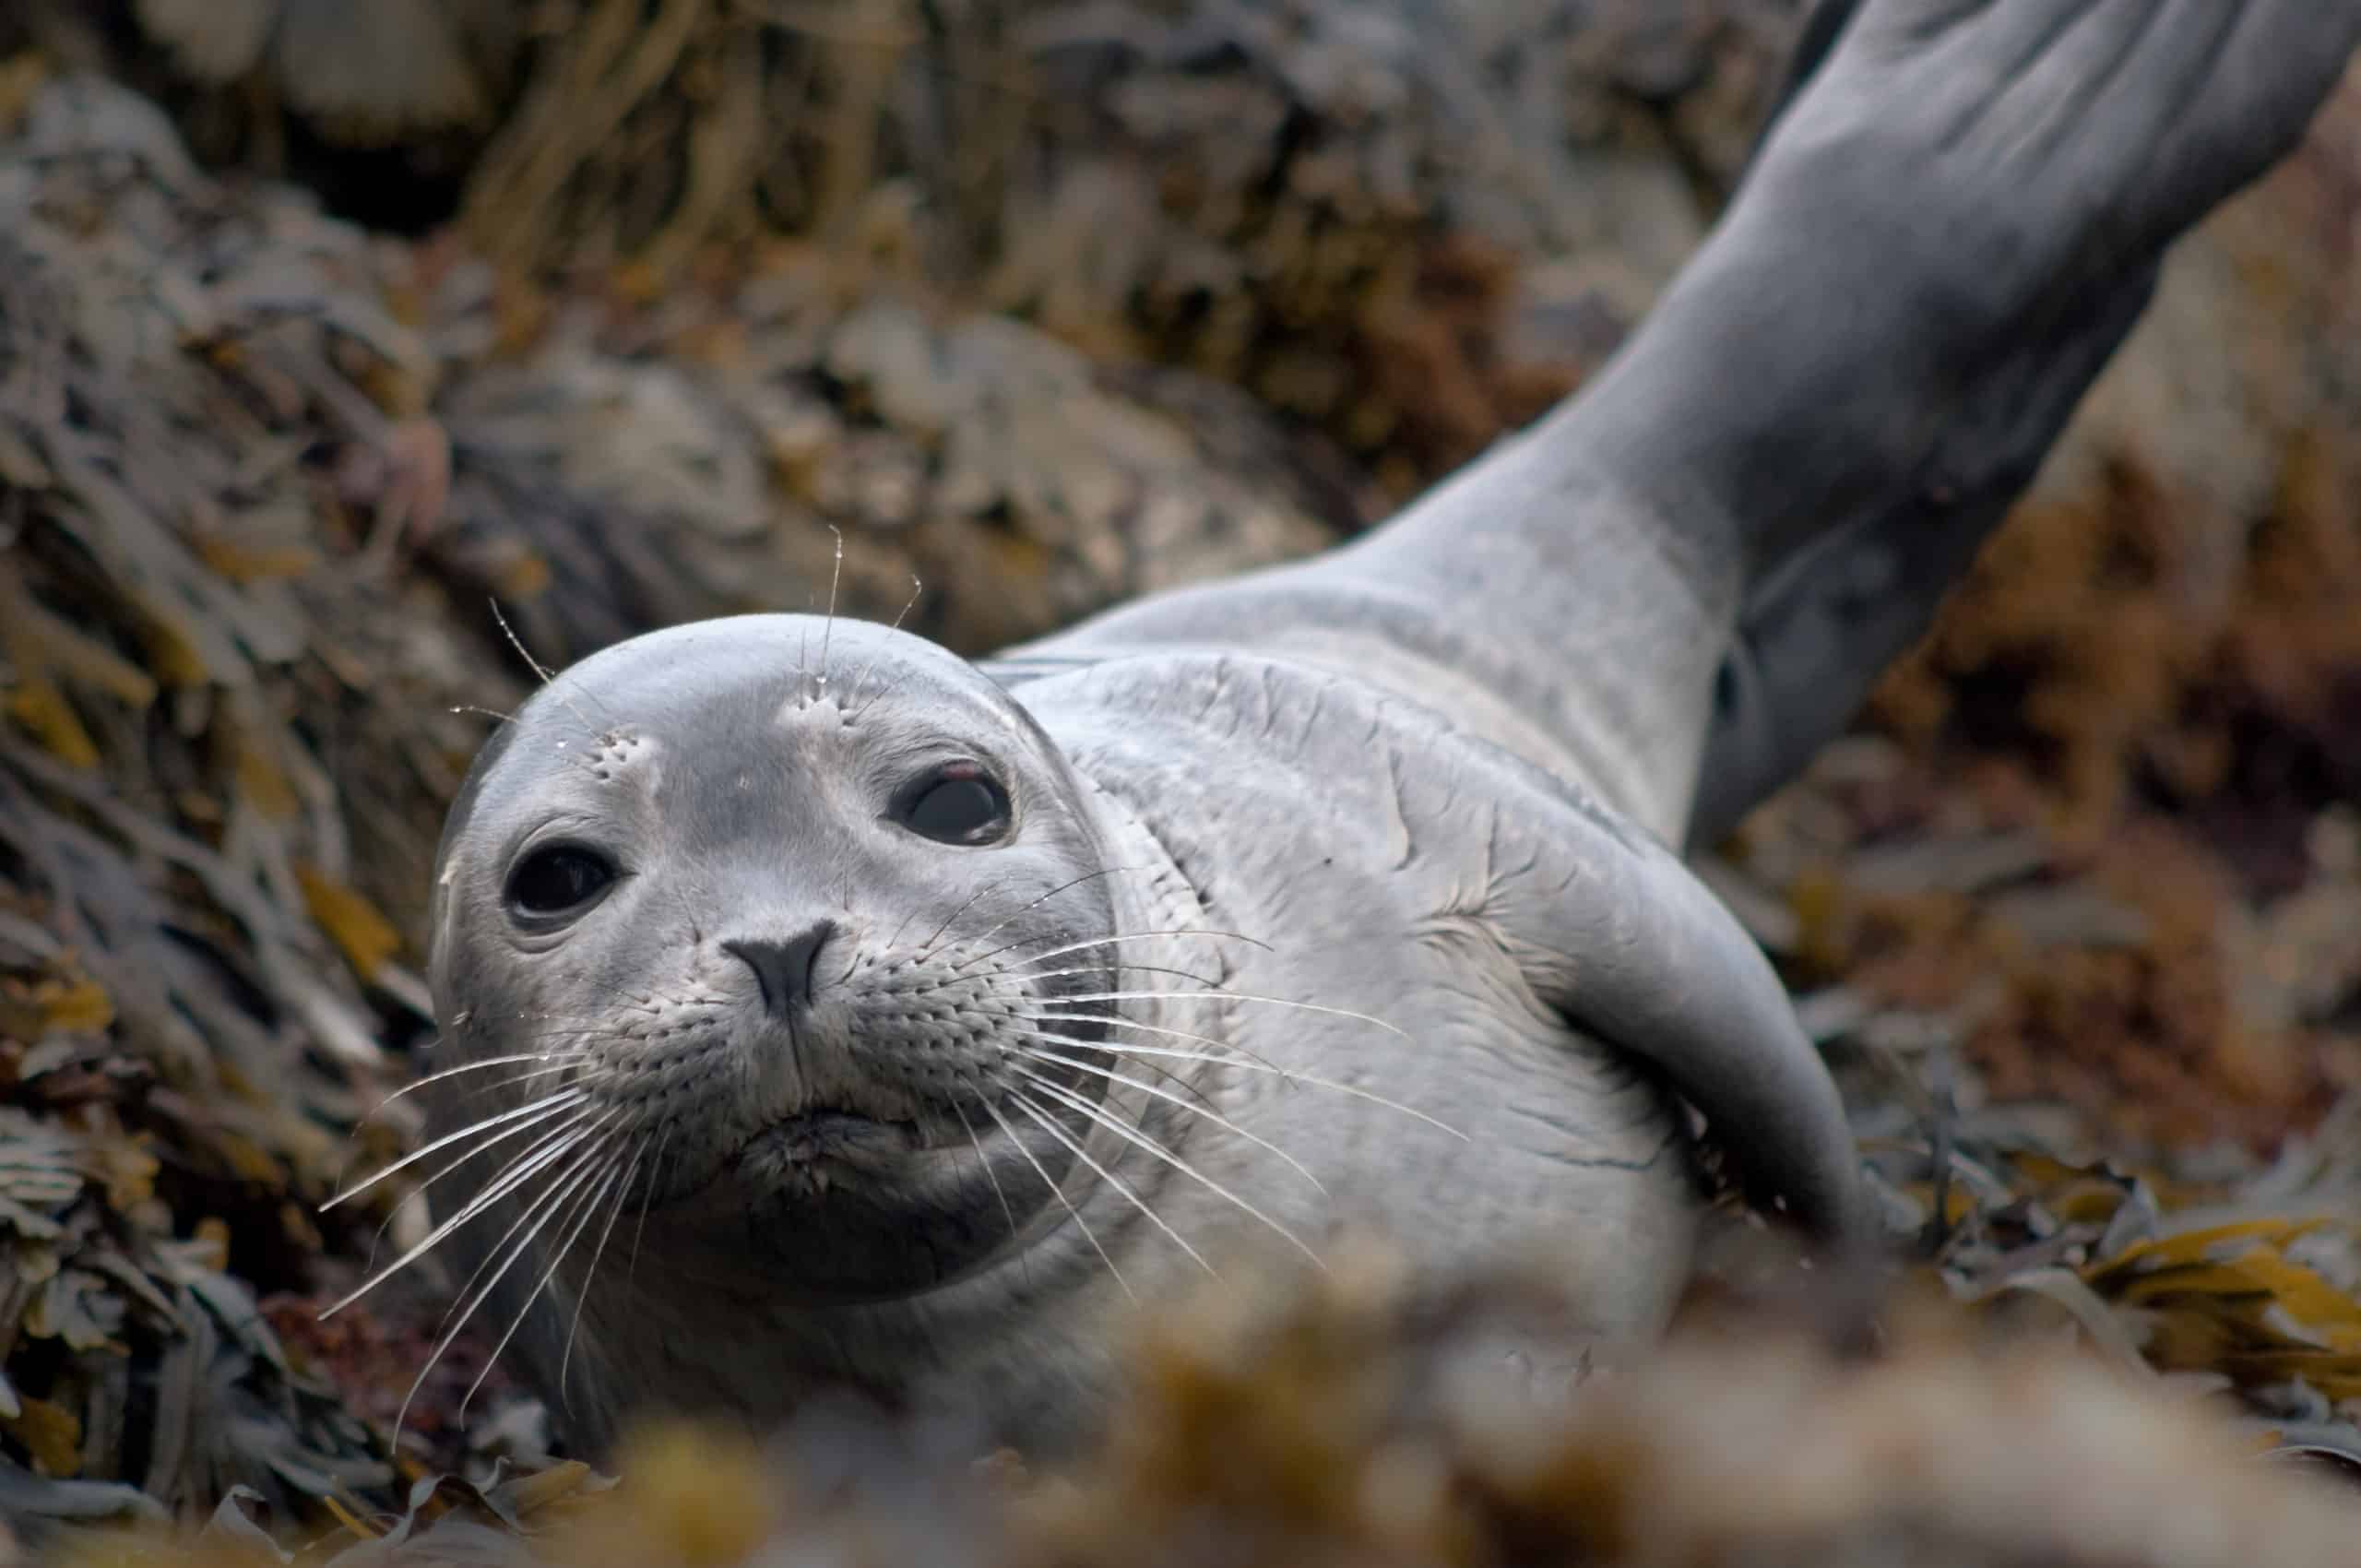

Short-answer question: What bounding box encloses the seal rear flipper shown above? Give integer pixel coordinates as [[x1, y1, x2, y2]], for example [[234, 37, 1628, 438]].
[[1003, 0, 2358, 849], [1687, 255, 2162, 849]]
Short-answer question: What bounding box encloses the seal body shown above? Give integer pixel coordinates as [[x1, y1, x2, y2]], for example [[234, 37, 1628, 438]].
[[421, 605, 1840, 1459], [413, 0, 2361, 1462]]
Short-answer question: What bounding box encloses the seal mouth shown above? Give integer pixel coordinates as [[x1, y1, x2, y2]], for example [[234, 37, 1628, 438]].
[[743, 1108, 928, 1166]]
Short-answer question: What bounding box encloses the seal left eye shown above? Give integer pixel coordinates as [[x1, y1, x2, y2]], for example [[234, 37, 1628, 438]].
[[505, 847, 617, 919], [898, 766, 1011, 846]]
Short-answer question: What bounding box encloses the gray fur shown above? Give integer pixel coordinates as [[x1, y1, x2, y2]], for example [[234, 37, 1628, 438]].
[[411, 0, 2359, 1459]]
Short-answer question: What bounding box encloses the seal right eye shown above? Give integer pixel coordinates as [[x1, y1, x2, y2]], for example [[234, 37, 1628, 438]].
[[505, 846, 617, 920]]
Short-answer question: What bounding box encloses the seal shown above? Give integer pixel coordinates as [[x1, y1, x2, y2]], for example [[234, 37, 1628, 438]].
[[372, 0, 2361, 1459], [399, 607, 1848, 1455]]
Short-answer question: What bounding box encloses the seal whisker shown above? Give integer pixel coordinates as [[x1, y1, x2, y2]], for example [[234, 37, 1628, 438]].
[[846, 572, 926, 720], [922, 865, 1145, 965], [326, 1089, 592, 1211], [1026, 1006, 1291, 1075], [1013, 1040, 1327, 1197], [990, 928, 1275, 972], [507, 977, 732, 1018], [429, 1111, 631, 1336], [811, 524, 846, 705], [1004, 1089, 1216, 1279], [1021, 1023, 1466, 1140], [327, 1106, 612, 1320], [627, 1125, 673, 1286], [444, 1060, 592, 1105], [485, 1008, 727, 1037], [489, 597, 613, 737], [952, 1098, 1028, 1279], [559, 1137, 647, 1403], [1003, 961, 1228, 992], [974, 1092, 1133, 1302], [1047, 989, 1415, 1043], [360, 1093, 599, 1271], [436, 1135, 633, 1431], [1014, 1068, 1325, 1272], [904, 876, 1020, 965], [1029, 1035, 1223, 1111], [359, 1050, 592, 1123]]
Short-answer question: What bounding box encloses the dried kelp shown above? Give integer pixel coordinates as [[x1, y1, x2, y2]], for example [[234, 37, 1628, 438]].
[[0, 76, 493, 1533], [421, 260, 1362, 668], [450, 0, 1789, 481], [14, 0, 1807, 486]]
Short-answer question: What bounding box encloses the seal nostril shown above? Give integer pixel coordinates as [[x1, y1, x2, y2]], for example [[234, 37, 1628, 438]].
[[723, 921, 836, 1016]]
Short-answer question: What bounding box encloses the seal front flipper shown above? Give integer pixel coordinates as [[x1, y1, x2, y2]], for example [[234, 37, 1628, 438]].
[[1404, 735, 1870, 1248]]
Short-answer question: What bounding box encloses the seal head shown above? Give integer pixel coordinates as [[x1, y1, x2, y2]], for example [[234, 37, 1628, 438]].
[[429, 615, 1130, 1305]]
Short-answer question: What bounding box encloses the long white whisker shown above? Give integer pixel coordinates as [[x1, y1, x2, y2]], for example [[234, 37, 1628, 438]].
[[1014, 1069, 1323, 1270], [952, 1099, 1028, 1278], [324, 1105, 609, 1319], [1022, 1020, 1466, 1140], [1014, 930, 1275, 968], [559, 1138, 646, 1405], [964, 926, 1271, 975], [814, 524, 845, 699], [386, 1123, 619, 1434], [490, 598, 612, 734], [326, 1090, 590, 1211], [1007, 1091, 1216, 1278], [360, 1091, 599, 1271], [846, 572, 924, 719], [907, 876, 1017, 963], [361, 1051, 590, 1119], [927, 866, 1145, 964], [627, 1125, 673, 1286], [439, 1138, 627, 1435], [1045, 990, 1414, 1041], [1009, 961, 1227, 991], [1026, 1006, 1291, 1075], [446, 1060, 592, 1104], [429, 1109, 632, 1335], [1015, 1040, 1327, 1196], [975, 1093, 1133, 1303]]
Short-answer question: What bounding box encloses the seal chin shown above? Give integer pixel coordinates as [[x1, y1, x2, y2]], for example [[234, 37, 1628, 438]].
[[732, 1108, 931, 1186], [653, 1105, 1048, 1301]]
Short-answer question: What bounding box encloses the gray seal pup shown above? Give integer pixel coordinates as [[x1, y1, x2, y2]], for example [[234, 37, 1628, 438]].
[[372, 0, 2361, 1458]]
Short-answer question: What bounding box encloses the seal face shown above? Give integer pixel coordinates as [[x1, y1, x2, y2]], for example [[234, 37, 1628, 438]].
[[429, 618, 1133, 1310]]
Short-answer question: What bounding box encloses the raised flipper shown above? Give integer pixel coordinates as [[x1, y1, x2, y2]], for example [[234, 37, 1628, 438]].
[[1011, 0, 2361, 844], [1686, 253, 2162, 847]]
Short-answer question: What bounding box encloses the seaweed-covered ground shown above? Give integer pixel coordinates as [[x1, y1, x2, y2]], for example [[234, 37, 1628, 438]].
[[0, 7, 2358, 1563]]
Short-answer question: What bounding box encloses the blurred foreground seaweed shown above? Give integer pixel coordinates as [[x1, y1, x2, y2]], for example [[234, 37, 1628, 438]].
[[24, 1223, 2361, 1565]]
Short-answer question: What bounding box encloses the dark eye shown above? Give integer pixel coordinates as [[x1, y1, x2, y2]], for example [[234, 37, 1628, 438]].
[[505, 846, 617, 920], [898, 766, 1011, 846]]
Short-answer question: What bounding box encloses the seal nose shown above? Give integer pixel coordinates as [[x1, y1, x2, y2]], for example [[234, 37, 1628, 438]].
[[724, 921, 836, 1016]]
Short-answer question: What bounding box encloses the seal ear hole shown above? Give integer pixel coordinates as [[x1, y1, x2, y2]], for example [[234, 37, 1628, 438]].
[[895, 763, 1012, 847], [505, 845, 619, 921]]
